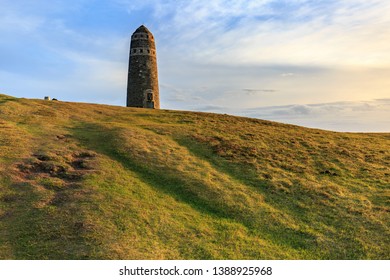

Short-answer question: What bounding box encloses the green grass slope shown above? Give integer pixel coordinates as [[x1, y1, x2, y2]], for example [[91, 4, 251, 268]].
[[0, 94, 389, 259]]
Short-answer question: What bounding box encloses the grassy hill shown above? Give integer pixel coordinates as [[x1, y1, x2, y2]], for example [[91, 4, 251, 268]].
[[0, 93, 389, 259]]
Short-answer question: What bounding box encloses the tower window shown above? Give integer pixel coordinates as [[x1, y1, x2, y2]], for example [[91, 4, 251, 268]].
[[140, 49, 143, 53]]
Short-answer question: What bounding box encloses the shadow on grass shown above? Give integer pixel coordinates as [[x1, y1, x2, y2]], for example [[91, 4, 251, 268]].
[[0, 97, 17, 105], [171, 137, 323, 252], [71, 123, 234, 221], [71, 123, 321, 254], [172, 136, 369, 259]]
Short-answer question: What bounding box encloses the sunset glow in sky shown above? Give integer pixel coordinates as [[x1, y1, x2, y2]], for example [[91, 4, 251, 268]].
[[1, 0, 389, 131]]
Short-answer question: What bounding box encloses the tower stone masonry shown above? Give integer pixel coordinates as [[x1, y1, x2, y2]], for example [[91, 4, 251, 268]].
[[126, 25, 160, 109]]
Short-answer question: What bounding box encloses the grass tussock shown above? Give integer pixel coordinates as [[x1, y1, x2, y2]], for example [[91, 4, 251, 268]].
[[0, 94, 389, 259]]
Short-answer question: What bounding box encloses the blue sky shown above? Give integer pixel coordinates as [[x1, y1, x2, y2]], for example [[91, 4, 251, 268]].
[[1, 0, 389, 132]]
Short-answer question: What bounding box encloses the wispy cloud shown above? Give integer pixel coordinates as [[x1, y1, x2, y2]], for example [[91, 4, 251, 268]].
[[139, 0, 390, 67], [242, 99, 390, 132], [193, 99, 390, 132], [243, 89, 278, 95]]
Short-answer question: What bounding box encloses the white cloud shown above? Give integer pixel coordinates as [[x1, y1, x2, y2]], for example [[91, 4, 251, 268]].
[[146, 0, 390, 67], [194, 99, 390, 132], [250, 99, 390, 132]]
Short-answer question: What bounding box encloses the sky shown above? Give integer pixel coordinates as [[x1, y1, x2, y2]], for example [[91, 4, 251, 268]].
[[0, 0, 389, 132]]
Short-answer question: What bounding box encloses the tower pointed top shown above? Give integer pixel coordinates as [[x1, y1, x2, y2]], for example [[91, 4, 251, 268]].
[[134, 25, 151, 34]]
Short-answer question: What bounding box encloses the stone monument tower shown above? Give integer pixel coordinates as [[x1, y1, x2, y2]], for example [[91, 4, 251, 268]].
[[126, 25, 160, 109]]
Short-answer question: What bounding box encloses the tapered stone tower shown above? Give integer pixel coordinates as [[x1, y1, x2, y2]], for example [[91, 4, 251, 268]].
[[126, 25, 160, 109]]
